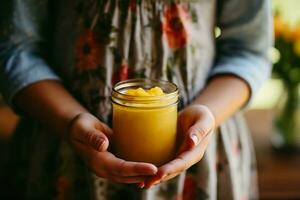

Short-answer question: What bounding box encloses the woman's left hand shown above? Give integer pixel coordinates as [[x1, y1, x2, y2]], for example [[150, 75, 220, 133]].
[[143, 104, 216, 188]]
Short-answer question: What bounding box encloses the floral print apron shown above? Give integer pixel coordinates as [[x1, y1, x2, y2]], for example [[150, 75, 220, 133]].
[[2, 0, 258, 199]]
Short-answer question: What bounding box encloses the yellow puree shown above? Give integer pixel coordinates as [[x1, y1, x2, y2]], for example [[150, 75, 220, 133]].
[[125, 87, 164, 96], [113, 87, 177, 166]]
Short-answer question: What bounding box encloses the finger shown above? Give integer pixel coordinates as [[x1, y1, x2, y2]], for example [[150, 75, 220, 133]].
[[72, 141, 117, 180], [72, 138, 101, 170], [145, 140, 208, 188], [110, 175, 148, 184], [75, 143, 143, 184], [184, 119, 213, 151], [149, 172, 181, 187], [96, 122, 113, 138], [74, 128, 109, 151], [160, 172, 180, 183], [74, 138, 158, 179], [144, 155, 189, 188], [108, 158, 158, 177]]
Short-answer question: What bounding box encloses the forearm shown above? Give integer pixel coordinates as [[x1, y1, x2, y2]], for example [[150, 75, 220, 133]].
[[192, 75, 250, 127], [14, 80, 88, 136]]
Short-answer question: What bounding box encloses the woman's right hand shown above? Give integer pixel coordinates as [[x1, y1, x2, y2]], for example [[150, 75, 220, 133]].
[[68, 113, 158, 183]]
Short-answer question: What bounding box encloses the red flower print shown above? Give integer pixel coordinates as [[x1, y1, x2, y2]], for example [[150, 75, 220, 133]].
[[162, 4, 192, 49], [241, 194, 248, 200], [119, 63, 129, 81], [56, 176, 71, 200], [183, 175, 197, 200], [233, 141, 241, 157], [112, 61, 129, 85], [75, 30, 102, 70], [129, 0, 136, 11]]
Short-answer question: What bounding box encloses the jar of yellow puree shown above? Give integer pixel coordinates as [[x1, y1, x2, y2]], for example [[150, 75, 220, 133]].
[[111, 79, 179, 166]]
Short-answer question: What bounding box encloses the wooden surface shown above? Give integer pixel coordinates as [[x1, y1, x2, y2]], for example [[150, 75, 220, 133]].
[[0, 105, 300, 199], [245, 109, 300, 199]]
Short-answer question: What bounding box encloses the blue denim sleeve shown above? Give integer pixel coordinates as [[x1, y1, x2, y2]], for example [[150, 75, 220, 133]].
[[210, 0, 273, 106], [0, 0, 60, 106]]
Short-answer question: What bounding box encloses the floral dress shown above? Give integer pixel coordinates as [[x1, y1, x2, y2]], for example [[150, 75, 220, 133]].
[[0, 0, 272, 199]]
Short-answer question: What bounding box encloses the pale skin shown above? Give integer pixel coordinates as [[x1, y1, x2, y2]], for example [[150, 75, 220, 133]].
[[14, 74, 249, 186]]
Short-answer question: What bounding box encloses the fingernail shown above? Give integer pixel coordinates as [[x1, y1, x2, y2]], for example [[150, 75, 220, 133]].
[[190, 134, 199, 146], [152, 180, 160, 186], [138, 182, 145, 189], [151, 167, 158, 174], [146, 165, 158, 175], [95, 138, 105, 151]]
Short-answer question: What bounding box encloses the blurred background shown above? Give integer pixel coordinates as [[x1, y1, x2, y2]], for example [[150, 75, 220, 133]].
[[0, 0, 300, 199], [243, 0, 300, 198]]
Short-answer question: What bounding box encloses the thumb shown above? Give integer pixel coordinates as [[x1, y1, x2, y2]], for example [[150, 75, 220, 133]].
[[178, 120, 211, 154], [76, 129, 109, 152], [187, 120, 212, 148]]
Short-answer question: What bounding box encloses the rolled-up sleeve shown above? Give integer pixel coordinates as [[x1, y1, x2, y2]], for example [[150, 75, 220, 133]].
[[0, 0, 60, 106], [209, 0, 273, 105]]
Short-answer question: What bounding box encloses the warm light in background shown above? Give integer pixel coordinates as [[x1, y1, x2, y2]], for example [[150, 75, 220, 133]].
[[251, 0, 300, 110], [273, 0, 300, 26]]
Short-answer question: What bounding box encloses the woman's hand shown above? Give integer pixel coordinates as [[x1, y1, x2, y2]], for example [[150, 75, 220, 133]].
[[68, 113, 158, 183], [143, 105, 215, 188]]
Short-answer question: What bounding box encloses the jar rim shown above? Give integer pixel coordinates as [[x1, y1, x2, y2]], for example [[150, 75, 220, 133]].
[[112, 78, 178, 98], [111, 78, 179, 108]]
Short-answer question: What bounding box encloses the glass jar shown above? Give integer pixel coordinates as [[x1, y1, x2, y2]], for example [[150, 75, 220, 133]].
[[111, 79, 179, 166]]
